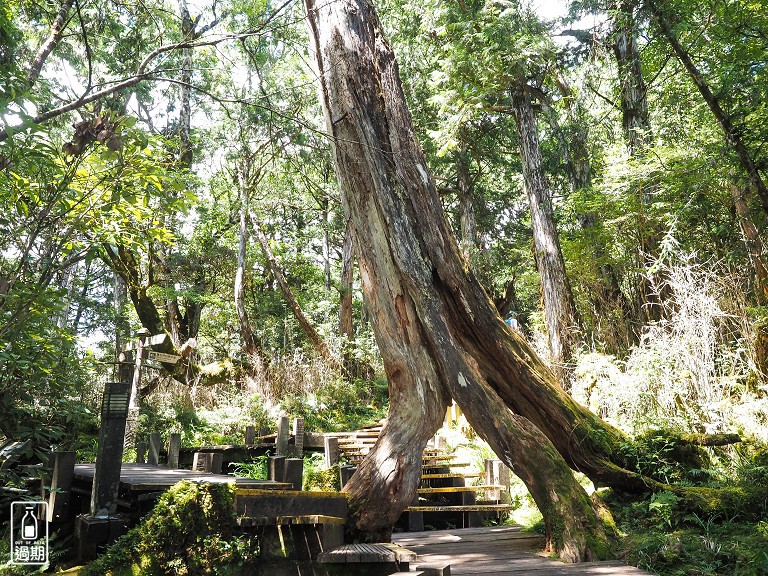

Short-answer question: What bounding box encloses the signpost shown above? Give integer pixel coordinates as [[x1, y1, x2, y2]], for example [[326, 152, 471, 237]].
[[76, 330, 181, 560], [117, 330, 179, 449]]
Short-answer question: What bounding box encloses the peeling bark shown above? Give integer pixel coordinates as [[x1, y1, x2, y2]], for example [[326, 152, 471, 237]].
[[305, 0, 615, 558]]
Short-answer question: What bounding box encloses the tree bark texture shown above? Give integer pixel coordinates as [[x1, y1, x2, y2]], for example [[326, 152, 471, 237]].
[[645, 0, 768, 217], [732, 185, 768, 304], [305, 0, 615, 558], [612, 0, 651, 157], [511, 85, 580, 383], [339, 219, 355, 340]]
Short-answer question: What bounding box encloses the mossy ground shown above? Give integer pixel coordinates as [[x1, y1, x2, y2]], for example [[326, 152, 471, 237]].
[[79, 481, 257, 576]]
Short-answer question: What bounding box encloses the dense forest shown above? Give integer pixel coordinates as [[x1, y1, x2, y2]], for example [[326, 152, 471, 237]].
[[2, 0, 768, 573]]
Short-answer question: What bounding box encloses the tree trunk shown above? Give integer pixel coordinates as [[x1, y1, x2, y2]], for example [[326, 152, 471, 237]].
[[26, 0, 75, 86], [178, 0, 194, 167], [249, 211, 336, 364], [612, 0, 651, 157], [645, 0, 768, 217], [103, 244, 237, 386], [457, 145, 478, 261], [511, 85, 580, 384], [322, 193, 332, 291], [732, 185, 768, 304], [339, 219, 355, 340], [235, 161, 267, 375], [305, 0, 615, 559]]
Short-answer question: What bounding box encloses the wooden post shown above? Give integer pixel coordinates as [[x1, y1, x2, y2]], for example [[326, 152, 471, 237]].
[[167, 434, 181, 469], [486, 459, 503, 500], [192, 452, 223, 473], [284, 458, 304, 490], [408, 493, 424, 532], [124, 328, 148, 449], [245, 425, 256, 446], [339, 464, 355, 488], [135, 442, 147, 464], [47, 451, 75, 523], [498, 461, 511, 504], [90, 382, 130, 517], [324, 436, 339, 469], [292, 418, 304, 457], [148, 433, 162, 466], [269, 455, 286, 482], [276, 416, 290, 456]]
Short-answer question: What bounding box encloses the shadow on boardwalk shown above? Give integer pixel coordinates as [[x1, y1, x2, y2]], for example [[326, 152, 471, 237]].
[[392, 525, 656, 575]]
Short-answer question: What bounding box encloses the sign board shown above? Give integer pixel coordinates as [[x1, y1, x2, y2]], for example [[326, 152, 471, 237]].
[[147, 351, 181, 364], [122, 333, 167, 352]]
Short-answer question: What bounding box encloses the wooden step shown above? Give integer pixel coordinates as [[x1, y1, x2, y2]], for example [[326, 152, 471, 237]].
[[422, 462, 470, 469], [422, 454, 457, 462], [421, 473, 482, 480], [406, 504, 515, 513], [417, 485, 505, 495], [237, 514, 345, 527]]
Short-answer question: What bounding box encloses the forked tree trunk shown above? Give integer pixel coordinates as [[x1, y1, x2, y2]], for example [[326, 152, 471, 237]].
[[306, 0, 615, 559], [250, 211, 336, 364], [511, 85, 579, 384], [235, 160, 268, 379]]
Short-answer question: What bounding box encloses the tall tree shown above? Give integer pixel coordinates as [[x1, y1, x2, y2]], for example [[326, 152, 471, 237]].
[[512, 82, 580, 381], [644, 0, 768, 218], [305, 0, 614, 558], [612, 0, 651, 156]]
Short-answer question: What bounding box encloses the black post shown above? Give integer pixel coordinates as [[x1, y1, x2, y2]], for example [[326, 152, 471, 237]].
[[90, 382, 130, 517]]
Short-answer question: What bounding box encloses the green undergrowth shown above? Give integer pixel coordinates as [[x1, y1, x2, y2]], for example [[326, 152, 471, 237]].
[[612, 494, 768, 575], [80, 481, 256, 576]]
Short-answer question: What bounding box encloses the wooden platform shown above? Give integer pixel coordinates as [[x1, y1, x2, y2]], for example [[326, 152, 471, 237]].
[[393, 526, 656, 575], [73, 463, 292, 492]]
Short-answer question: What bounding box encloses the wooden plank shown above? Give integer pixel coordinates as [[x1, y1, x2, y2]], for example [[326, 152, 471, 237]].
[[72, 463, 292, 492], [235, 489, 348, 520], [421, 473, 482, 480], [407, 504, 516, 512], [417, 485, 505, 494], [236, 514, 345, 526], [393, 526, 656, 575]]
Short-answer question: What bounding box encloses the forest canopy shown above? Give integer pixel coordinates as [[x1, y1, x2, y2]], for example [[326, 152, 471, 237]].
[[2, 0, 768, 572]]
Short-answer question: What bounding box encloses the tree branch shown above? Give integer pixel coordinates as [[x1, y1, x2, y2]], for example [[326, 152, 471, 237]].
[[26, 0, 75, 86]]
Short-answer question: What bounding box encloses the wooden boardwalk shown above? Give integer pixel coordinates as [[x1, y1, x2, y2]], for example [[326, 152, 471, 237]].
[[73, 463, 292, 492], [393, 526, 655, 575]]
